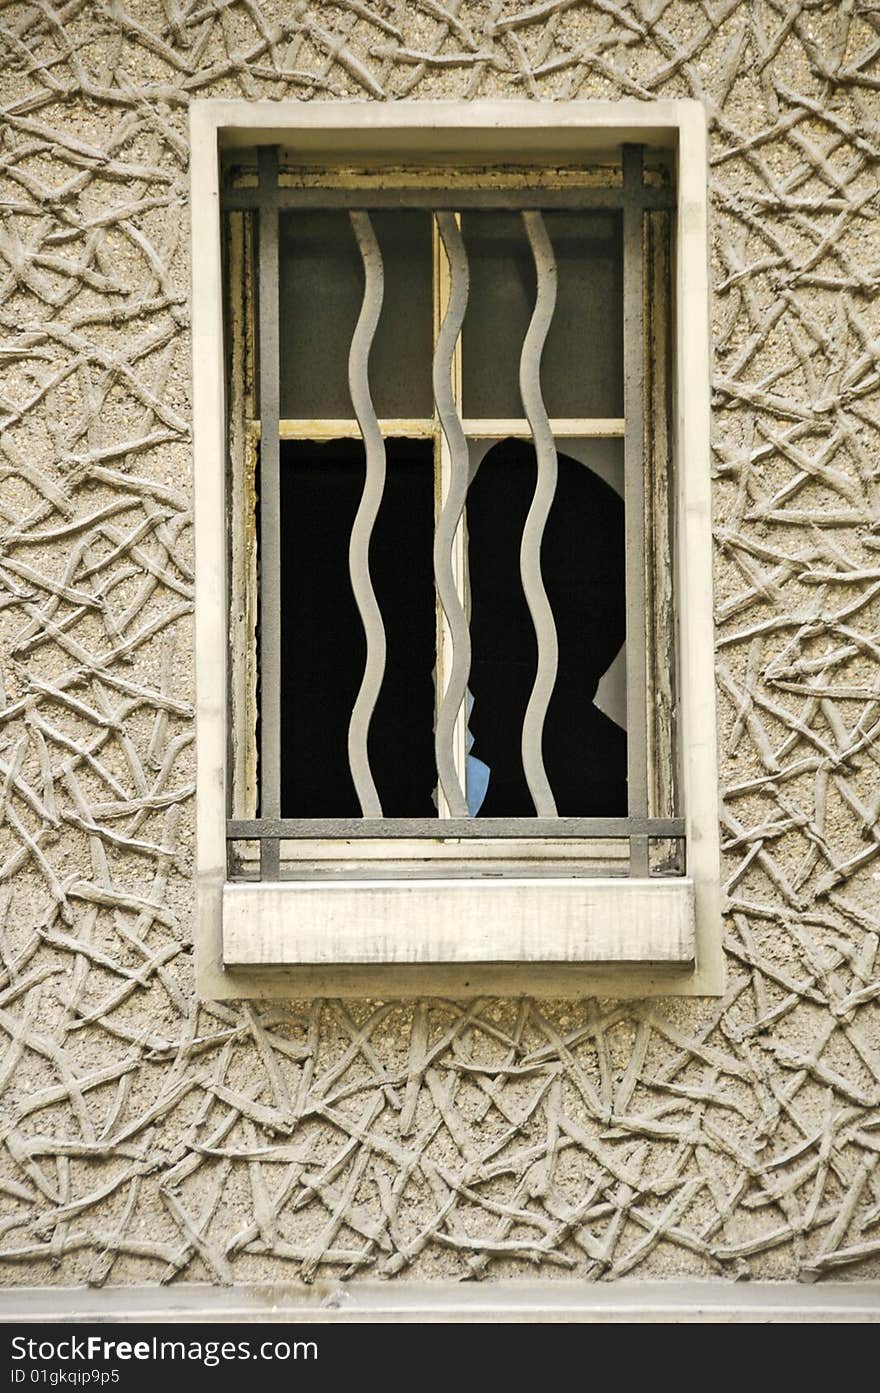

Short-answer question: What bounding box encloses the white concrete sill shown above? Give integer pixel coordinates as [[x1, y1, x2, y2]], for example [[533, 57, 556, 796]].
[[0, 1281, 877, 1324], [221, 876, 695, 967]]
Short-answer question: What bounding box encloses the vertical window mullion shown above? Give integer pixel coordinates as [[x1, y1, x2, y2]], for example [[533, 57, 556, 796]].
[[433, 212, 469, 818], [257, 147, 281, 877], [645, 207, 679, 869], [623, 145, 650, 877]]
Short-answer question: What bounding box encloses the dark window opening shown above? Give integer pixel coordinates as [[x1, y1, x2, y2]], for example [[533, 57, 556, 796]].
[[262, 437, 628, 821], [274, 438, 436, 817], [467, 440, 628, 816]]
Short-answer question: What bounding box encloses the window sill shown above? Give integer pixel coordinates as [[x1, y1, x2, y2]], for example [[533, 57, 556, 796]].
[[222, 876, 694, 967]]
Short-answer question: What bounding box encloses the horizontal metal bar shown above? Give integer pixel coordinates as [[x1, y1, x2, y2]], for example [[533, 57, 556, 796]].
[[250, 418, 626, 441], [228, 817, 686, 840], [222, 186, 673, 212]]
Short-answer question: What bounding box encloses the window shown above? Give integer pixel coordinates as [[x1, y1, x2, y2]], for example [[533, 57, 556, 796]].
[[191, 100, 723, 999]]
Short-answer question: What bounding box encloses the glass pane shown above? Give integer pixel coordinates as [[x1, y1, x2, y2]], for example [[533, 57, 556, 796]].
[[461, 211, 623, 419], [465, 436, 627, 817], [276, 210, 433, 419], [278, 438, 436, 817]]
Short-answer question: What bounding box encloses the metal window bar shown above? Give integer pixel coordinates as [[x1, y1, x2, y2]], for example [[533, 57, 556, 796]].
[[622, 145, 650, 877], [347, 210, 387, 818], [232, 149, 680, 880], [519, 210, 559, 817], [230, 818, 684, 839], [256, 147, 281, 879], [223, 187, 674, 212]]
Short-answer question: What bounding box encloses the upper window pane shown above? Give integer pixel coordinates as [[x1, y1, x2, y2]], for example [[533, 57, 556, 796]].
[[276, 209, 433, 419], [461, 210, 624, 419]]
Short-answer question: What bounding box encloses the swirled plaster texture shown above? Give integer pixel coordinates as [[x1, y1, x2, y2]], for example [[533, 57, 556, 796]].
[[0, 0, 878, 1288]]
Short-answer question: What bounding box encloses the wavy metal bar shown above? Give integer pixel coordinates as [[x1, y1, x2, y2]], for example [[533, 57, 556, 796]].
[[347, 210, 387, 817], [433, 212, 470, 818], [519, 210, 559, 817]]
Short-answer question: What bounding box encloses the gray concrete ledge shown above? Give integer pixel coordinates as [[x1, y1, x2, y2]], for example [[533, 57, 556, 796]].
[[0, 1281, 877, 1323]]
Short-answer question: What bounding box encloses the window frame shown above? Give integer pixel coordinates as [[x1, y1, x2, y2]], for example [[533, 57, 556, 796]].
[[227, 182, 664, 868], [191, 98, 723, 1000]]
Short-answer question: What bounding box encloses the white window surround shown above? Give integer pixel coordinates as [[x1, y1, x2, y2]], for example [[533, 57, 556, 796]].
[[190, 97, 723, 1000]]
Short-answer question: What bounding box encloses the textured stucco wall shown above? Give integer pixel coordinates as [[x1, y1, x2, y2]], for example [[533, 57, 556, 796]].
[[0, 0, 878, 1288]]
